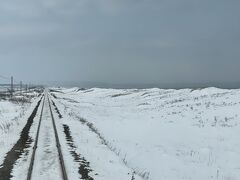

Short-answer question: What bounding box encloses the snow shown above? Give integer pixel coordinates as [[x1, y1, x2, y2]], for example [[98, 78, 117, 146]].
[[51, 87, 240, 180], [1, 87, 240, 180], [31, 96, 62, 180], [0, 95, 40, 167], [11, 99, 43, 180], [51, 95, 141, 180]]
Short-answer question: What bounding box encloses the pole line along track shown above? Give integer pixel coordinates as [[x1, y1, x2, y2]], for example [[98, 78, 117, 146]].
[[27, 91, 68, 180]]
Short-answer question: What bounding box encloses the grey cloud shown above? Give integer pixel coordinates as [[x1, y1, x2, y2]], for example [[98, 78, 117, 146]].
[[0, 0, 240, 87]]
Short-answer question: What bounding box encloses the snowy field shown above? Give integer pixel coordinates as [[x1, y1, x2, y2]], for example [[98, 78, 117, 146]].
[[51, 87, 240, 180], [0, 92, 41, 169]]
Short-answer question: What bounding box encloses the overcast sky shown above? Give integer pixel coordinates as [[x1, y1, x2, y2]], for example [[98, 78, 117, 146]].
[[0, 0, 239, 87]]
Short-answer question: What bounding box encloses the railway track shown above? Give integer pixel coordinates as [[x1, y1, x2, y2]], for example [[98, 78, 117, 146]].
[[27, 90, 68, 180]]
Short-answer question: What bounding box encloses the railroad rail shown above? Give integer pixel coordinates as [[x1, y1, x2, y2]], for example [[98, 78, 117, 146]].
[[27, 91, 68, 180]]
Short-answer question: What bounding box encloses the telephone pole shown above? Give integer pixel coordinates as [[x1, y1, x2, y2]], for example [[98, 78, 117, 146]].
[[11, 76, 13, 97], [20, 81, 22, 95]]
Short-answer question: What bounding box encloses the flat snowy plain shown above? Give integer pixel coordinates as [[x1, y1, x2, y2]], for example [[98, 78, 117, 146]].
[[51, 87, 240, 180], [1, 87, 240, 180]]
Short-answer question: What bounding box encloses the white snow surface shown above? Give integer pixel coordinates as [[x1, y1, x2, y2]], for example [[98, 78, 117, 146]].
[[51, 87, 240, 180], [31, 96, 62, 180], [0, 95, 40, 166]]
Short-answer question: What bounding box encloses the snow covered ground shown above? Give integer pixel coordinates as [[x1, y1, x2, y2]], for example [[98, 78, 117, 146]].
[[51, 87, 240, 180], [0, 92, 41, 172], [31, 96, 62, 180]]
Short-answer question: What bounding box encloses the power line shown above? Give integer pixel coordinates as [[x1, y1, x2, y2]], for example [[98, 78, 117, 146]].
[[0, 74, 24, 84], [0, 75, 10, 80]]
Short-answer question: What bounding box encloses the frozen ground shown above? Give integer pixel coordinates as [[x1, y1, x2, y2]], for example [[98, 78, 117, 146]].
[[0, 92, 41, 170], [51, 87, 240, 180]]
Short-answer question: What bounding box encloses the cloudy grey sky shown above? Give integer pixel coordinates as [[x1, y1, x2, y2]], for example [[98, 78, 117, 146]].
[[0, 0, 240, 87]]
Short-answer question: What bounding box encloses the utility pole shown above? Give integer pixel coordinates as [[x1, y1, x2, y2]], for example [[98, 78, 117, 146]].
[[11, 76, 13, 97], [20, 81, 22, 95]]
